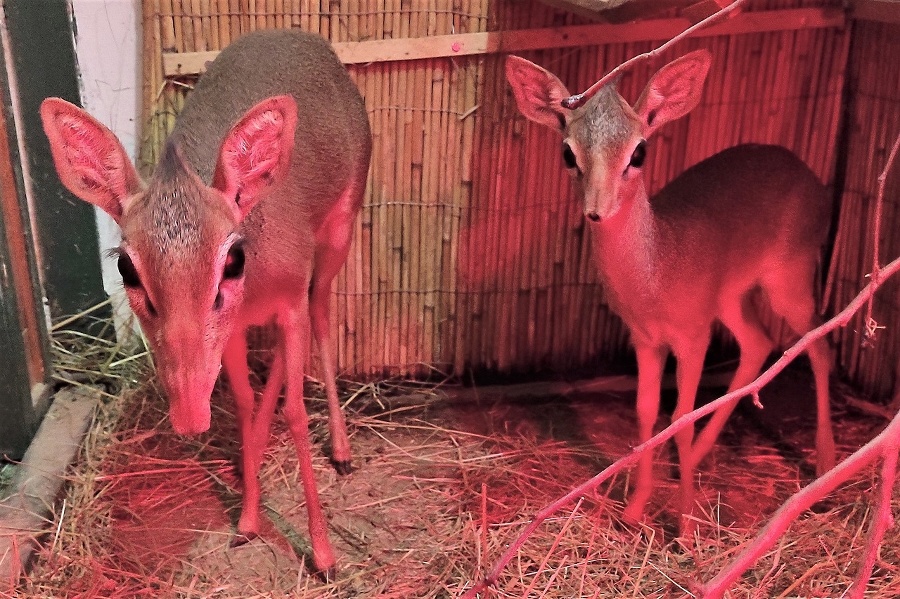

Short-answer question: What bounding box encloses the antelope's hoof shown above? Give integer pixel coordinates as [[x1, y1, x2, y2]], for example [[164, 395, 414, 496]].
[[317, 564, 337, 584], [677, 517, 700, 546], [617, 512, 656, 540], [618, 506, 663, 542], [621, 504, 644, 528], [816, 456, 835, 478], [616, 513, 642, 533], [332, 458, 353, 476], [229, 530, 258, 548]]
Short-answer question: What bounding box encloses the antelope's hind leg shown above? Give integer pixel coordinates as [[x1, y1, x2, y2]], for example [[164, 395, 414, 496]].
[[280, 302, 337, 576], [310, 184, 362, 475]]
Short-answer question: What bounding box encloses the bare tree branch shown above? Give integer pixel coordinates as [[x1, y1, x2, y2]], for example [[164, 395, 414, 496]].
[[458, 254, 900, 598], [699, 366, 900, 597], [560, 0, 747, 109], [862, 134, 900, 347], [849, 444, 897, 599], [701, 130, 900, 598]]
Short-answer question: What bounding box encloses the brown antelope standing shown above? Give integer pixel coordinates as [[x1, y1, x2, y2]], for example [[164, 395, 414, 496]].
[[40, 30, 371, 576], [506, 50, 835, 532]]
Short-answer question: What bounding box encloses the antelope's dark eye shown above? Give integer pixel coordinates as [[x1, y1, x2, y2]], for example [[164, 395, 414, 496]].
[[117, 254, 141, 288], [629, 141, 647, 168], [223, 244, 245, 279], [562, 143, 578, 170]]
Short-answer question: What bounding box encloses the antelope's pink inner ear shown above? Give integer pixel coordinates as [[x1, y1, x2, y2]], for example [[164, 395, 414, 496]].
[[212, 95, 298, 221], [634, 50, 712, 138], [505, 55, 572, 132], [39, 97, 142, 223]]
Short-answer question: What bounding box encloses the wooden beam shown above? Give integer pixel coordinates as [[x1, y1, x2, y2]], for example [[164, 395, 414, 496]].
[[0, 94, 45, 389], [851, 0, 900, 25], [162, 7, 845, 77], [601, 0, 716, 24], [375, 370, 738, 407], [0, 388, 99, 582], [538, 0, 736, 24], [3, 0, 108, 322], [536, 0, 632, 22], [680, 0, 733, 24]]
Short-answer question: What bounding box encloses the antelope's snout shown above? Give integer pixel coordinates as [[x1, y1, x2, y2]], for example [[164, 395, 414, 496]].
[[155, 339, 222, 435], [583, 187, 615, 223], [164, 369, 217, 435]]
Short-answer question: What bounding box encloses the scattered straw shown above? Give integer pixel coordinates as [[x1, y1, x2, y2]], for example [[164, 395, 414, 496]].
[[7, 313, 895, 597]]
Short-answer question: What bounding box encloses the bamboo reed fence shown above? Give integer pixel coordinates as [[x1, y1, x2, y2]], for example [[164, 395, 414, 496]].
[[137, 0, 900, 403], [827, 18, 900, 401]]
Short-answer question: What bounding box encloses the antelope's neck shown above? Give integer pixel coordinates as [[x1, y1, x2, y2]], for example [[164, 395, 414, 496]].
[[590, 193, 662, 314]]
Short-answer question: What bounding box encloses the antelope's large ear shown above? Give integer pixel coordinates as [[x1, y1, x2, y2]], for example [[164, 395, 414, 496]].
[[39, 97, 143, 224], [633, 50, 712, 138], [212, 95, 297, 221], [506, 55, 572, 132]]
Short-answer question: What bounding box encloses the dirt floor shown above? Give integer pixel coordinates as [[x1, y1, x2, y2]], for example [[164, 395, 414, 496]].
[[13, 361, 895, 598]]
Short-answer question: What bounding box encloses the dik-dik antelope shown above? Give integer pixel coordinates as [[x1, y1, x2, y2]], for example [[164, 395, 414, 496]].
[[41, 30, 372, 576], [506, 50, 834, 532]]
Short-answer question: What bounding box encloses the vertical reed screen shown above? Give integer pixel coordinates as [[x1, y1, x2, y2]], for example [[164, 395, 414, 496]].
[[141, 1, 867, 388], [827, 19, 900, 400]]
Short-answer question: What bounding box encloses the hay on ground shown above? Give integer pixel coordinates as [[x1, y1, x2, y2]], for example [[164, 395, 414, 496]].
[[9, 316, 897, 598]]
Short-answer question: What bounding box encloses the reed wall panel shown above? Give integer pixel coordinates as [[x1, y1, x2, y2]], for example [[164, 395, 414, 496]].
[[138, 1, 887, 394], [827, 18, 900, 400]]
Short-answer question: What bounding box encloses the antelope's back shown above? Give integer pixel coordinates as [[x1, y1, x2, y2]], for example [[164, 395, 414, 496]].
[[653, 144, 830, 268], [168, 30, 371, 229]]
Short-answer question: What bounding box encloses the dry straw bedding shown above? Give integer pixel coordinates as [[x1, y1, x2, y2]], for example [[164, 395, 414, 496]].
[[9, 323, 899, 598]]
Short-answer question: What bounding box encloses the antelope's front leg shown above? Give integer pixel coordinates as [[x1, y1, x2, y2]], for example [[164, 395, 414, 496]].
[[671, 340, 707, 539], [623, 344, 667, 525], [222, 332, 263, 542]]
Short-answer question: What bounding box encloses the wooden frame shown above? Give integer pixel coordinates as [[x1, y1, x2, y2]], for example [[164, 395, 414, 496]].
[[3, 0, 106, 321], [0, 0, 104, 457], [0, 49, 50, 459], [163, 7, 845, 76], [851, 0, 900, 25]]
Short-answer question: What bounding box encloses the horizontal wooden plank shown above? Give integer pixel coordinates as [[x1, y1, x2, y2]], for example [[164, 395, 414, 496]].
[[162, 7, 845, 77], [0, 387, 99, 581], [538, 0, 728, 25]]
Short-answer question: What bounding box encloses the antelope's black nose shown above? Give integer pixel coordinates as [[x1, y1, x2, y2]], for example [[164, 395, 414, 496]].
[[586, 212, 601, 222]]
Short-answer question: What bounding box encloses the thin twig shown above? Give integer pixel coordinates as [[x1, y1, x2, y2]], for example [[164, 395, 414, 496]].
[[560, 0, 748, 109], [700, 397, 900, 598], [702, 131, 900, 598], [862, 133, 900, 347], [460, 254, 900, 598], [848, 445, 897, 599]]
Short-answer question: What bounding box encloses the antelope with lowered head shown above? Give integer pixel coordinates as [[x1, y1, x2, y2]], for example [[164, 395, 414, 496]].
[[40, 29, 372, 577], [506, 49, 834, 533]]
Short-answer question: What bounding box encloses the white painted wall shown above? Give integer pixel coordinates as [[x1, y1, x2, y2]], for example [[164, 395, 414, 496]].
[[70, 0, 141, 337]]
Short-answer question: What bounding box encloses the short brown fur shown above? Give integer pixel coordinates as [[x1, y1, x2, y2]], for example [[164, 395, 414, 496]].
[[41, 30, 372, 577], [507, 50, 834, 534]]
